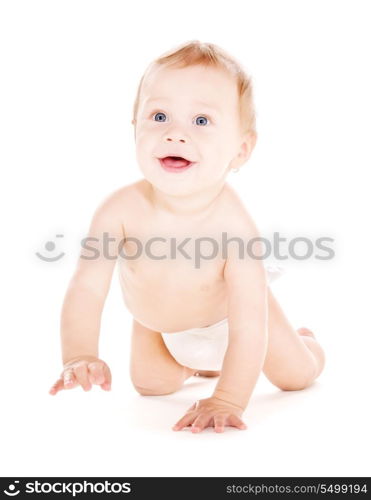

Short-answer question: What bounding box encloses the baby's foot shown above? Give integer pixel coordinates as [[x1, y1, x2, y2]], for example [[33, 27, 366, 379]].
[[194, 370, 220, 377], [297, 327, 316, 338]]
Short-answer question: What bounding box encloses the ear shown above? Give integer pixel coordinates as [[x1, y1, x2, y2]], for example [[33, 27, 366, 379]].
[[229, 131, 257, 171]]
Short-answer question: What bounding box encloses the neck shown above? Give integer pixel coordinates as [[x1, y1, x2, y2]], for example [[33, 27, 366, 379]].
[[148, 179, 227, 217]]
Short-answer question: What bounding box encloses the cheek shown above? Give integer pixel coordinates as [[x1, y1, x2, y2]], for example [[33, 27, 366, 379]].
[[203, 135, 234, 167], [135, 126, 150, 144], [215, 129, 239, 160], [135, 130, 155, 156]]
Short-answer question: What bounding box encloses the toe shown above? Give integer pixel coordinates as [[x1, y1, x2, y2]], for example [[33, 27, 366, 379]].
[[297, 327, 315, 338]]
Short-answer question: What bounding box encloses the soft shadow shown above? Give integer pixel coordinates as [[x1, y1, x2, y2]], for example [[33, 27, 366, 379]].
[[119, 377, 219, 432], [246, 381, 322, 425], [117, 378, 322, 432]]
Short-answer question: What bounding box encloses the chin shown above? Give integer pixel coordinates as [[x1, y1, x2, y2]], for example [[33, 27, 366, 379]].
[[149, 178, 197, 197], [139, 164, 196, 194]]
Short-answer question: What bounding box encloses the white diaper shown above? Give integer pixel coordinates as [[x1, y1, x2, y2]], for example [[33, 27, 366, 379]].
[[161, 265, 285, 371]]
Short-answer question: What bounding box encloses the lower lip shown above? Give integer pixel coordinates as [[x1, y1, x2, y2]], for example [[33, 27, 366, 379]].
[[158, 158, 195, 173]]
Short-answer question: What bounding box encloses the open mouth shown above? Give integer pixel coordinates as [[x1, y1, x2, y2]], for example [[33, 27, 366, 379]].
[[158, 156, 195, 172]]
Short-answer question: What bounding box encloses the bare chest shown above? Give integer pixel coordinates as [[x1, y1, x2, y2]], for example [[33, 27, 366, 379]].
[[117, 216, 228, 331]]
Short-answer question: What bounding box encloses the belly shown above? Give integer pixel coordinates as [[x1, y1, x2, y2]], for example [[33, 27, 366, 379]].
[[117, 255, 228, 332]]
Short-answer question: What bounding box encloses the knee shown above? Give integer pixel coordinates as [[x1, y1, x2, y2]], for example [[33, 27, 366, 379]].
[[277, 379, 314, 391], [131, 375, 183, 396], [133, 384, 180, 396], [276, 369, 317, 391]]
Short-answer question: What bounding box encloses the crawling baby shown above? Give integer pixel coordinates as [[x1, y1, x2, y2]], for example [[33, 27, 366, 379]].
[[49, 40, 325, 433]]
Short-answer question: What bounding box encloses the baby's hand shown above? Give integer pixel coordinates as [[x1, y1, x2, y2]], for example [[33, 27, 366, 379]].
[[49, 356, 112, 395], [172, 397, 247, 433]]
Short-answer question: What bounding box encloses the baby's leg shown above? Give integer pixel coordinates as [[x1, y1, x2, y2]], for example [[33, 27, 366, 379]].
[[130, 319, 196, 396], [263, 287, 326, 390]]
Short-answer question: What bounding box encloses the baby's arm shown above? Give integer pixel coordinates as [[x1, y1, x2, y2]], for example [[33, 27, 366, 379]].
[[173, 215, 268, 433], [212, 226, 268, 411], [49, 190, 124, 394]]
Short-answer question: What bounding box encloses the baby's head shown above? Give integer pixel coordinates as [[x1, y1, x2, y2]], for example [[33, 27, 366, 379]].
[[132, 40, 257, 196]]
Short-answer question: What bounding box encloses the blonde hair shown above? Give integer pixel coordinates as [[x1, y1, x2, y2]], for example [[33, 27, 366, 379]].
[[132, 40, 256, 136]]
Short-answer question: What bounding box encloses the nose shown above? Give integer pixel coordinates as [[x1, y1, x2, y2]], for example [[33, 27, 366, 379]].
[[165, 135, 186, 143], [164, 126, 187, 143]]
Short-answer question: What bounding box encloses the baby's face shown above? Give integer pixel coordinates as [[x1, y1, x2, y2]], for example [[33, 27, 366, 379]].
[[134, 64, 250, 196]]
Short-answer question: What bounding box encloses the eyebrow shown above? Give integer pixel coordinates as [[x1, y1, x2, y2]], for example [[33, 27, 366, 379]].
[[144, 97, 222, 114]]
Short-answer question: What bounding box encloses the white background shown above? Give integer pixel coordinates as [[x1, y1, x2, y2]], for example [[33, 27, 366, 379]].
[[1, 0, 370, 477]]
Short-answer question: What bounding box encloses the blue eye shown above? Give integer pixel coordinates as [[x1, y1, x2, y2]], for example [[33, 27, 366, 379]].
[[194, 115, 209, 126], [153, 112, 167, 122]]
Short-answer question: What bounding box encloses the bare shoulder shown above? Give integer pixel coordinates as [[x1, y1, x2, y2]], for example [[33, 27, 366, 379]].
[[92, 179, 150, 227], [96, 179, 148, 210], [221, 184, 267, 278], [218, 183, 260, 237]]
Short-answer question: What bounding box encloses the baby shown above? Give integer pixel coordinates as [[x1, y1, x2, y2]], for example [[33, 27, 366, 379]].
[[49, 40, 325, 433]]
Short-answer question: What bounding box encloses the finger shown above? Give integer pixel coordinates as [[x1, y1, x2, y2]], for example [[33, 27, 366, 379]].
[[100, 363, 112, 390], [49, 378, 64, 395], [172, 412, 198, 431], [73, 364, 92, 391], [186, 401, 198, 412], [228, 414, 247, 430], [191, 414, 213, 433], [88, 362, 105, 385], [63, 369, 77, 390], [214, 415, 226, 433]]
